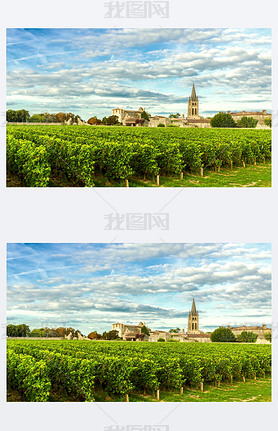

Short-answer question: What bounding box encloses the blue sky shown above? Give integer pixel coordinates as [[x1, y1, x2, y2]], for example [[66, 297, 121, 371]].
[[7, 243, 271, 335], [6, 28, 271, 120]]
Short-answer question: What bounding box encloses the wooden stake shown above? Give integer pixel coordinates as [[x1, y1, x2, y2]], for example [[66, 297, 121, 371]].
[[217, 381, 221, 387], [242, 161, 246, 168], [254, 373, 256, 380], [242, 376, 246, 383], [180, 172, 183, 180], [200, 382, 204, 392], [263, 372, 266, 379], [125, 179, 129, 187], [254, 159, 256, 166], [156, 389, 160, 400], [217, 166, 221, 173], [125, 394, 129, 402], [156, 175, 160, 186], [200, 167, 204, 177], [180, 386, 183, 395], [230, 161, 233, 170], [230, 376, 233, 385]]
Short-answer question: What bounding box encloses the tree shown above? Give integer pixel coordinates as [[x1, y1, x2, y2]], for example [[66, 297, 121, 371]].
[[88, 116, 102, 125], [102, 115, 119, 125], [210, 112, 236, 128], [88, 331, 101, 340], [236, 331, 258, 343], [264, 118, 272, 128], [30, 328, 45, 337], [6, 109, 30, 123], [102, 330, 120, 340], [29, 114, 45, 123], [210, 327, 236, 342], [169, 113, 180, 118], [236, 116, 258, 128], [157, 338, 165, 342], [6, 110, 17, 122], [157, 123, 165, 127], [140, 325, 150, 336], [141, 110, 150, 122], [265, 332, 272, 342], [169, 328, 181, 333]]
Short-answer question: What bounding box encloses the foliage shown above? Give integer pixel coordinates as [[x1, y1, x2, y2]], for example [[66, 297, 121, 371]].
[[6, 125, 271, 187], [88, 331, 102, 340], [210, 112, 236, 128], [210, 327, 236, 342], [87, 116, 102, 125], [236, 331, 258, 343], [7, 109, 30, 123], [141, 110, 150, 121], [141, 325, 150, 336], [7, 339, 271, 401], [157, 338, 166, 342], [169, 113, 180, 118], [102, 330, 120, 340], [264, 118, 272, 128], [102, 115, 119, 125], [157, 123, 165, 127], [169, 328, 181, 333], [236, 116, 258, 128], [7, 324, 30, 337], [265, 332, 271, 342]]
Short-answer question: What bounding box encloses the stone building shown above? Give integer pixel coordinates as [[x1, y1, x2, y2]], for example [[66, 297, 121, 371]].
[[112, 321, 145, 338], [227, 324, 271, 340], [227, 110, 271, 129], [112, 107, 150, 126], [188, 298, 200, 334]]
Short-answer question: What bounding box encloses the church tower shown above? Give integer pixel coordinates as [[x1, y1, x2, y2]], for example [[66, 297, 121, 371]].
[[187, 298, 200, 334], [187, 84, 199, 119]]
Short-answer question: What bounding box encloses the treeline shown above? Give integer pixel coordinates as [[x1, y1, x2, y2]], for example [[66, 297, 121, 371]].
[[7, 324, 83, 338], [210, 327, 271, 343], [6, 109, 83, 124], [211, 112, 271, 128]]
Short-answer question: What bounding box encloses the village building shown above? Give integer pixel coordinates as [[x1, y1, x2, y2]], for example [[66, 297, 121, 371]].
[[227, 110, 271, 129], [227, 324, 271, 340], [111, 299, 271, 343], [112, 84, 270, 129]]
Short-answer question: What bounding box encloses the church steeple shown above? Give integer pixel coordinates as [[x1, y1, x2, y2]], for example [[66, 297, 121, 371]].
[[188, 298, 200, 334], [191, 297, 197, 314], [191, 83, 197, 101], [187, 84, 199, 119]]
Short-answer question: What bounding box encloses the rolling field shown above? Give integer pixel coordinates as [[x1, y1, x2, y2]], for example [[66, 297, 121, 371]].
[[6, 125, 271, 187], [7, 340, 271, 402]]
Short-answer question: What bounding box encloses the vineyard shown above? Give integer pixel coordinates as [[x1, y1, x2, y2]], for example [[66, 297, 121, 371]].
[[7, 340, 271, 402], [6, 125, 271, 187]]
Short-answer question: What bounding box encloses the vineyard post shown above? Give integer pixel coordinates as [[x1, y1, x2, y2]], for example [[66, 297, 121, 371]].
[[180, 386, 183, 395], [156, 175, 160, 186], [125, 179, 129, 187], [217, 166, 220, 173], [242, 375, 246, 383], [180, 172, 183, 180], [263, 372, 265, 378], [200, 167, 204, 177], [254, 373, 256, 380], [242, 161, 246, 168], [230, 375, 233, 385], [230, 161, 233, 170], [200, 382, 204, 392], [125, 394, 129, 402], [156, 389, 160, 400]]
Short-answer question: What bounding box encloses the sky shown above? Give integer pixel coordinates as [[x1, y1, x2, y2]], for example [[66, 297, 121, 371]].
[[6, 28, 271, 121], [7, 243, 271, 335]]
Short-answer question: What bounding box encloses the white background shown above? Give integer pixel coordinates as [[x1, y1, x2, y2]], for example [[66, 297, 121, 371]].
[[0, 1, 277, 430]]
